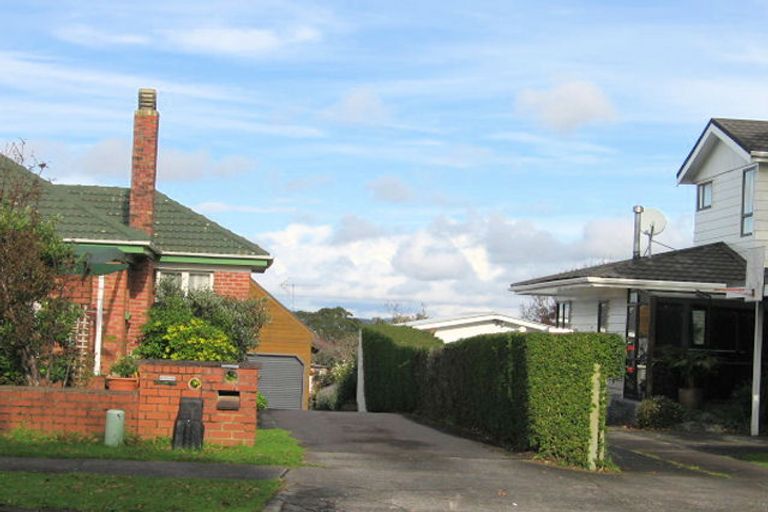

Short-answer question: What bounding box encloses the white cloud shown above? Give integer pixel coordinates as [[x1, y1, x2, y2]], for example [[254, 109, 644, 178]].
[[367, 176, 412, 203], [55, 25, 150, 47], [251, 210, 693, 318], [516, 81, 617, 132], [14, 138, 256, 183], [392, 232, 472, 281], [332, 215, 386, 244], [195, 202, 293, 214], [325, 88, 390, 125], [163, 26, 322, 57]]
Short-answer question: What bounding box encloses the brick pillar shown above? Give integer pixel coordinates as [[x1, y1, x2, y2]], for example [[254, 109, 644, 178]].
[[127, 259, 155, 351], [129, 88, 159, 236]]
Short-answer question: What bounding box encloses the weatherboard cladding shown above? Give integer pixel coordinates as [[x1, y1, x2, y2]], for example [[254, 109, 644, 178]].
[[511, 242, 747, 287]]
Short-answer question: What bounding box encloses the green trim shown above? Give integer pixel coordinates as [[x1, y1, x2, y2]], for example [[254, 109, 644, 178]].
[[159, 255, 270, 267], [71, 243, 152, 255]]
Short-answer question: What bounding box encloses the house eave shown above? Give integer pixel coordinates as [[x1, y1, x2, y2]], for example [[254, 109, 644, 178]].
[[677, 122, 752, 184], [511, 276, 729, 296]]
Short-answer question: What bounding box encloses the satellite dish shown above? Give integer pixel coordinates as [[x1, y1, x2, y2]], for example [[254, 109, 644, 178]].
[[641, 208, 667, 237]]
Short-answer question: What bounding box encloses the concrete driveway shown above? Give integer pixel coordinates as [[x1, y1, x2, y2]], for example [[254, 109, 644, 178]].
[[264, 410, 768, 512]]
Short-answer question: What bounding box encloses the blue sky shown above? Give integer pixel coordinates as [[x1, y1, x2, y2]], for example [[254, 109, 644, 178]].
[[2, 1, 768, 318]]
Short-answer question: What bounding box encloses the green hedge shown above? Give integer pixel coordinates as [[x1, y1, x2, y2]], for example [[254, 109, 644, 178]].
[[361, 328, 624, 468], [361, 325, 441, 412]]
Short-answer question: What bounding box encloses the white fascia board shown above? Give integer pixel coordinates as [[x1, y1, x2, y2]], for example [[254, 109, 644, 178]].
[[678, 124, 752, 184], [511, 276, 729, 295], [408, 314, 549, 331], [160, 250, 273, 261], [64, 238, 151, 247]]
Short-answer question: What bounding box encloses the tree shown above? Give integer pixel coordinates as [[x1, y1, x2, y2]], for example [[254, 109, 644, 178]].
[[0, 144, 81, 385], [519, 296, 557, 326], [294, 307, 360, 366], [388, 302, 428, 324]]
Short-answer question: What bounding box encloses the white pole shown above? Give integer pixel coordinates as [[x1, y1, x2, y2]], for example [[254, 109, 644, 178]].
[[93, 275, 105, 376], [356, 329, 367, 413], [751, 301, 763, 436]]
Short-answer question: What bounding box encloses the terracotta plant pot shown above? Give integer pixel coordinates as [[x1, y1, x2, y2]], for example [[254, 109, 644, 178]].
[[106, 376, 139, 391], [678, 387, 703, 409]]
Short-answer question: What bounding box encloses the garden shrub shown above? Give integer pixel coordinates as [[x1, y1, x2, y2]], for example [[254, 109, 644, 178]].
[[136, 279, 267, 361], [163, 318, 238, 362], [332, 360, 357, 409], [636, 396, 685, 429], [361, 324, 441, 412], [361, 329, 624, 469]]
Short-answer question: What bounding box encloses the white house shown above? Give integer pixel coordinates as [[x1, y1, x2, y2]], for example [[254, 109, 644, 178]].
[[510, 119, 767, 431], [405, 312, 559, 344]]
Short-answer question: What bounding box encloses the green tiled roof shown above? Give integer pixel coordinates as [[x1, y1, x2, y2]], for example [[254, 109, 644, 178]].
[[1, 155, 270, 259]]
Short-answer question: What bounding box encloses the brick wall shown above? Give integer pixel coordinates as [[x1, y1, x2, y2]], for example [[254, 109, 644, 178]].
[[0, 360, 260, 446], [126, 259, 154, 350], [0, 387, 138, 436], [214, 271, 252, 299], [137, 360, 258, 446]]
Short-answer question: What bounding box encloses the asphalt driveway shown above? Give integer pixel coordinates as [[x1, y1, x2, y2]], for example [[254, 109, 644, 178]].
[[264, 410, 768, 512]]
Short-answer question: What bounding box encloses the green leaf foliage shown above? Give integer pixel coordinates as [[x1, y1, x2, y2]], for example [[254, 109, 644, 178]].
[[136, 279, 268, 362], [361, 329, 624, 468], [361, 325, 441, 412]]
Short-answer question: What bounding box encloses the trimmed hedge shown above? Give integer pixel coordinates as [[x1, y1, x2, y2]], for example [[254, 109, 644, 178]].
[[361, 328, 624, 468], [361, 325, 442, 412]]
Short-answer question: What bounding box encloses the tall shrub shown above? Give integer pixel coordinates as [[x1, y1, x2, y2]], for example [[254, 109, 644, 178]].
[[0, 152, 81, 385], [361, 324, 441, 412]]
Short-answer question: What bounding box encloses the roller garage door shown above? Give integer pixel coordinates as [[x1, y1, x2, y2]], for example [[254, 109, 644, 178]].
[[250, 354, 304, 410]]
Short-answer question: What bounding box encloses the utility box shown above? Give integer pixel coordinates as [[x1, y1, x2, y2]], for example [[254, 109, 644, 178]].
[[172, 398, 204, 450]]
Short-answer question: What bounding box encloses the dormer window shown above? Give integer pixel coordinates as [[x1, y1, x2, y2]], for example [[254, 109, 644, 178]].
[[741, 166, 756, 236], [696, 181, 712, 210]]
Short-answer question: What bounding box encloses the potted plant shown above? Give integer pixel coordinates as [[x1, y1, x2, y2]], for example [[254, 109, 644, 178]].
[[655, 346, 718, 409], [106, 354, 139, 391]]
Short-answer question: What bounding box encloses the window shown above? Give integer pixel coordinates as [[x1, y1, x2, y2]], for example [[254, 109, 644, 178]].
[[556, 301, 571, 328], [597, 301, 609, 333], [691, 308, 706, 346], [156, 270, 213, 294], [742, 167, 755, 236], [697, 181, 712, 210]]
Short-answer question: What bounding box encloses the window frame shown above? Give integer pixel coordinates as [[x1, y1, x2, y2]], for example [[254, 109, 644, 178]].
[[696, 181, 712, 211], [556, 301, 572, 329], [597, 300, 610, 333], [156, 270, 214, 294], [741, 166, 756, 237]]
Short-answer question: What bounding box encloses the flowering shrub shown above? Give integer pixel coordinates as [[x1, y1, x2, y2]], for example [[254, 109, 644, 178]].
[[162, 318, 238, 362]]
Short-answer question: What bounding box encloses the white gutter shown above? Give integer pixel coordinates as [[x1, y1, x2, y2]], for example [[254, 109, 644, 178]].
[[160, 250, 273, 261], [511, 276, 728, 295], [93, 275, 105, 376], [64, 238, 151, 247]]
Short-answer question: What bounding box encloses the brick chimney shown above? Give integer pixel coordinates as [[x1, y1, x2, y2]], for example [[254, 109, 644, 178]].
[[129, 88, 159, 236]]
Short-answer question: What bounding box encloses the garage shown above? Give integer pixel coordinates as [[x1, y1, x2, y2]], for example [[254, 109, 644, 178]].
[[249, 354, 305, 410]]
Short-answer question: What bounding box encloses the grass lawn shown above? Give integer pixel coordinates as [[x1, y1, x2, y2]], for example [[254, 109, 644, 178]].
[[0, 471, 280, 512], [0, 428, 303, 466], [740, 452, 768, 468]]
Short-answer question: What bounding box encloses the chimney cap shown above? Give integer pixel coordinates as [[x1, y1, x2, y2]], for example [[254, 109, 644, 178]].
[[138, 88, 157, 111]]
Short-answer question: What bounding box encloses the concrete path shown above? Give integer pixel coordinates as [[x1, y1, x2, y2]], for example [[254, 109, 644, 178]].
[[265, 410, 768, 512], [0, 456, 285, 480]]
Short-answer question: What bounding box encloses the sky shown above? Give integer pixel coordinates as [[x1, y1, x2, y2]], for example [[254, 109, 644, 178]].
[[2, 1, 768, 319]]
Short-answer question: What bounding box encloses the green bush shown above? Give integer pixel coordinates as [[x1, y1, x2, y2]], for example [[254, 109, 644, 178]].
[[163, 318, 238, 362], [109, 354, 138, 377], [361, 325, 441, 412], [136, 280, 267, 361], [361, 329, 624, 469], [257, 392, 269, 411], [636, 396, 685, 429]]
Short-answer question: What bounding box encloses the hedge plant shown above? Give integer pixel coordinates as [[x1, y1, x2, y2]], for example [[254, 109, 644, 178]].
[[361, 328, 624, 469]]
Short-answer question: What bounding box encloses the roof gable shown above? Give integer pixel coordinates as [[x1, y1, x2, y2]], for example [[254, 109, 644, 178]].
[[678, 119, 754, 184]]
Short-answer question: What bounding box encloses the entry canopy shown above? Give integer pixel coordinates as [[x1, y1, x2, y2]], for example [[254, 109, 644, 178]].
[[69, 244, 130, 276]]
